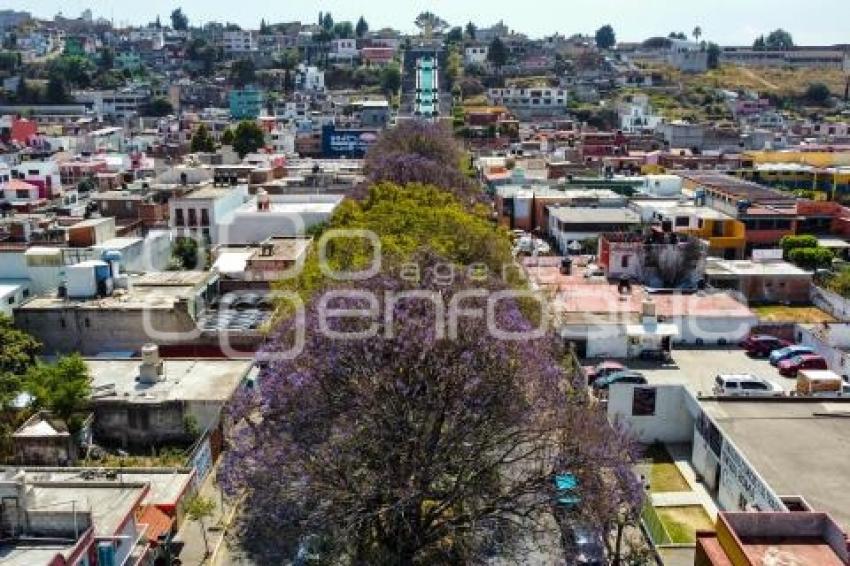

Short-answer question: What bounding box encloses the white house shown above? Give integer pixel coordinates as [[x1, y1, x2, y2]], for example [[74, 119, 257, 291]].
[[464, 45, 489, 65], [296, 65, 325, 93], [220, 30, 258, 53]]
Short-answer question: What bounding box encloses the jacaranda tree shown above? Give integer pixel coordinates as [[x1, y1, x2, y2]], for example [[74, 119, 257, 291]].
[[221, 256, 642, 563], [364, 121, 474, 201]]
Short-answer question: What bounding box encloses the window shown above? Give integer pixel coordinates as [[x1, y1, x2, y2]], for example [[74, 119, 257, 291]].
[[201, 209, 210, 226], [632, 387, 657, 416], [741, 382, 768, 391], [187, 208, 197, 227], [6, 296, 14, 305], [175, 208, 185, 226], [621, 255, 630, 269], [675, 216, 690, 228]]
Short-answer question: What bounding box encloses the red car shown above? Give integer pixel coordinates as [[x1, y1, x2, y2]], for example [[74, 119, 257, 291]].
[[740, 335, 792, 357], [778, 354, 828, 377]]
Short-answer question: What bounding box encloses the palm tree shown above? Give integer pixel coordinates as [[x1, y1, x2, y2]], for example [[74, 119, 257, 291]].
[[693, 26, 702, 43]]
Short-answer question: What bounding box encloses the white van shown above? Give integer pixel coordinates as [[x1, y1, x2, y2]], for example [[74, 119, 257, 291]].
[[713, 374, 784, 397]]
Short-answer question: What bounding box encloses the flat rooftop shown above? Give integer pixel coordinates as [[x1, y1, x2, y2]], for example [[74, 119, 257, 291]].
[[699, 399, 850, 532], [1, 467, 194, 506], [677, 172, 795, 203], [524, 258, 755, 322], [179, 185, 243, 200], [705, 258, 812, 277], [630, 199, 733, 221], [28, 482, 145, 536], [18, 283, 195, 311], [0, 541, 80, 566], [86, 358, 254, 403], [547, 206, 641, 224]]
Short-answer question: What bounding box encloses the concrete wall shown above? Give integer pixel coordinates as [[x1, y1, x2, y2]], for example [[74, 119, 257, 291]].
[[668, 314, 757, 346], [93, 402, 187, 447], [607, 384, 698, 444], [797, 323, 850, 377], [812, 286, 850, 320], [15, 306, 198, 355]]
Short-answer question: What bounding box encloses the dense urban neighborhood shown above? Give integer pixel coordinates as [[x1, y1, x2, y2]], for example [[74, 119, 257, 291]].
[[3, 4, 850, 565]]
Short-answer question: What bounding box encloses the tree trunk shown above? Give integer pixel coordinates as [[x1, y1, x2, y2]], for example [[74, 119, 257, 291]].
[[200, 518, 210, 557], [613, 520, 624, 566]]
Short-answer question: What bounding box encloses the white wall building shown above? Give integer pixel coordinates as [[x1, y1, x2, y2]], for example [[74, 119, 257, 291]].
[[488, 87, 569, 117], [216, 193, 343, 245], [464, 45, 489, 65], [220, 30, 258, 53]]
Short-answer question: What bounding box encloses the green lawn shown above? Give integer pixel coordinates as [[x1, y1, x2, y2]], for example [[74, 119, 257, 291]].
[[753, 305, 835, 323], [656, 506, 715, 544], [643, 445, 690, 493]]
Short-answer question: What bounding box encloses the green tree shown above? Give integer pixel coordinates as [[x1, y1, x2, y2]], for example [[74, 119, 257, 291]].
[[24, 354, 91, 425], [753, 35, 766, 50], [0, 315, 41, 379], [414, 11, 449, 38], [191, 124, 216, 152], [333, 21, 354, 39], [788, 247, 833, 270], [98, 48, 115, 71], [445, 47, 463, 88], [230, 59, 256, 88], [765, 29, 794, 50], [380, 62, 401, 95], [259, 18, 269, 35], [355, 16, 369, 38], [804, 83, 831, 106], [46, 76, 69, 104], [221, 128, 235, 146], [693, 26, 702, 42], [322, 12, 334, 32], [232, 120, 266, 158], [465, 21, 477, 40], [706, 42, 721, 69], [595, 24, 616, 49], [445, 26, 463, 45], [145, 97, 173, 117], [171, 8, 189, 31], [49, 55, 95, 88], [487, 37, 508, 70], [779, 234, 819, 255], [171, 237, 199, 269], [185, 495, 217, 557]]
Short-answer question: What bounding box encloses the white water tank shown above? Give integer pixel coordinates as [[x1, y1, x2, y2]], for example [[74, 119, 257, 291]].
[[66, 262, 98, 298]]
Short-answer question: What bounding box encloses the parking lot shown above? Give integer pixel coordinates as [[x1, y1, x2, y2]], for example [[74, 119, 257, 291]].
[[623, 348, 797, 395]]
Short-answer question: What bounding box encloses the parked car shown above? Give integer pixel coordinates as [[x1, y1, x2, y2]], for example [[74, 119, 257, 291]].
[[583, 361, 626, 381], [778, 354, 829, 377], [713, 374, 783, 397], [740, 334, 792, 357], [769, 345, 815, 366], [564, 526, 606, 566], [592, 370, 647, 390]]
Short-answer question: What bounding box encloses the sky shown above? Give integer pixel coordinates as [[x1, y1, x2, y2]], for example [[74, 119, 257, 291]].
[[7, 0, 850, 46]]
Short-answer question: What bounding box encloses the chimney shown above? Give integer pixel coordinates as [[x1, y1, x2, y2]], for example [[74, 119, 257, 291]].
[[139, 343, 164, 384]]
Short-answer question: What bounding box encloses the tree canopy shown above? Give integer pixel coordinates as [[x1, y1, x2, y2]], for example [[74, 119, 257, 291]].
[[414, 11, 449, 38], [487, 37, 508, 69], [191, 124, 216, 153], [355, 16, 369, 38], [595, 25, 616, 50], [171, 8, 189, 31], [231, 120, 266, 158]]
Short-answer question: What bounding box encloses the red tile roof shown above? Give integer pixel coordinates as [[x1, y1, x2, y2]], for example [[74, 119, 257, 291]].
[[138, 505, 174, 544]]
